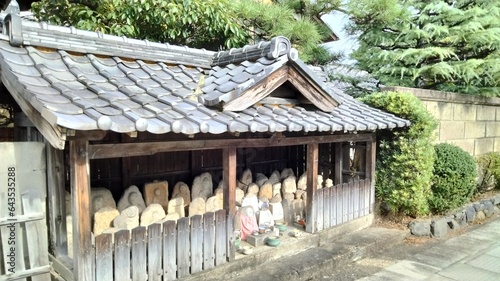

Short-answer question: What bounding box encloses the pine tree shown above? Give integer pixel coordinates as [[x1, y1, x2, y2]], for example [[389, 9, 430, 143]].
[[347, 0, 500, 96]]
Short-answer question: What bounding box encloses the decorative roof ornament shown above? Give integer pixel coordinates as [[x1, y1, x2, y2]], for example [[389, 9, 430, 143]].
[[4, 0, 20, 15]]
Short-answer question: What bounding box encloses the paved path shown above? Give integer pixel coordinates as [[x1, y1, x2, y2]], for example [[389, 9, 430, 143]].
[[356, 218, 500, 281]]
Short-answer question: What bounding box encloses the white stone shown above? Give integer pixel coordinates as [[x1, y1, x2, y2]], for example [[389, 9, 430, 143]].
[[206, 196, 222, 213], [93, 207, 119, 235], [268, 170, 281, 185], [297, 172, 307, 190], [113, 206, 139, 229], [189, 197, 206, 217], [167, 197, 185, 217], [247, 183, 259, 195], [272, 182, 281, 197], [283, 192, 294, 202], [172, 181, 191, 207], [140, 203, 166, 226], [255, 173, 268, 187], [317, 175, 324, 189], [91, 187, 116, 215], [235, 188, 245, 206], [280, 168, 294, 180], [282, 176, 297, 194], [325, 179, 334, 188], [117, 185, 146, 213], [192, 172, 213, 201], [240, 168, 253, 186], [269, 201, 284, 221], [258, 208, 274, 226], [295, 190, 305, 200]]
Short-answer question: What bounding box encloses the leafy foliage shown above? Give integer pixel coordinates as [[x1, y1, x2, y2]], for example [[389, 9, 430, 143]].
[[429, 143, 477, 213], [347, 0, 500, 96], [31, 0, 341, 63], [361, 91, 437, 217], [477, 152, 500, 192]]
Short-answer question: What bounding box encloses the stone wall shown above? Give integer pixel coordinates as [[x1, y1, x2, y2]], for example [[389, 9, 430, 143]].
[[386, 86, 500, 156]]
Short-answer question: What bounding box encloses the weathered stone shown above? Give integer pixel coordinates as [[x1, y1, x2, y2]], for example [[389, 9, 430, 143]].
[[301, 192, 307, 207], [270, 194, 282, 203], [494, 206, 500, 214], [163, 213, 180, 222], [269, 201, 284, 221], [117, 185, 146, 213], [317, 175, 324, 189], [255, 173, 268, 187], [113, 206, 140, 229], [324, 179, 334, 188], [167, 197, 185, 218], [235, 188, 245, 205], [292, 199, 304, 219], [237, 181, 248, 193], [259, 196, 270, 210], [280, 168, 295, 180], [295, 190, 305, 200], [93, 207, 119, 235], [431, 218, 448, 237], [258, 182, 273, 201], [297, 172, 307, 191], [473, 203, 484, 212], [283, 192, 294, 202], [172, 182, 191, 207], [492, 196, 500, 205], [483, 201, 495, 218], [247, 183, 259, 195], [465, 205, 476, 223], [143, 181, 168, 211], [408, 220, 431, 237], [282, 176, 297, 194], [189, 197, 206, 217], [454, 211, 467, 226], [241, 193, 259, 213], [272, 182, 281, 197], [258, 208, 274, 226], [215, 188, 223, 210], [240, 169, 253, 186], [268, 170, 281, 185], [140, 204, 166, 226], [206, 196, 222, 213], [475, 211, 486, 222], [192, 172, 213, 201], [91, 187, 116, 215]]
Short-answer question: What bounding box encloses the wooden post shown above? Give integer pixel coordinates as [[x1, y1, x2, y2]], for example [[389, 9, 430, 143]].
[[222, 147, 236, 215], [46, 142, 68, 258], [366, 135, 376, 213], [334, 142, 343, 185], [305, 143, 318, 233], [70, 140, 94, 281]]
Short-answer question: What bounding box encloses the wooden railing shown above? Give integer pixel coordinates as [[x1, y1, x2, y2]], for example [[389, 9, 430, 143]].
[[93, 209, 234, 281], [313, 179, 372, 232]]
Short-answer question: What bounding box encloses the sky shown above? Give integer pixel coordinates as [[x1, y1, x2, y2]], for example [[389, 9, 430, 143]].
[[321, 11, 359, 64]]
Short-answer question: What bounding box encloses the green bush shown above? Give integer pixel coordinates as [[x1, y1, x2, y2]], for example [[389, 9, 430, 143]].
[[361, 91, 437, 217], [429, 143, 477, 213], [477, 152, 500, 192]]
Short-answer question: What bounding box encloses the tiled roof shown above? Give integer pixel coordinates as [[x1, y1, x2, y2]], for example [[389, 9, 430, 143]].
[[0, 11, 409, 149]]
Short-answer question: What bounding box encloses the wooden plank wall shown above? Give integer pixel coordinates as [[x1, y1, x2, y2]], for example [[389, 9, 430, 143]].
[[93, 210, 232, 281], [309, 179, 371, 232]]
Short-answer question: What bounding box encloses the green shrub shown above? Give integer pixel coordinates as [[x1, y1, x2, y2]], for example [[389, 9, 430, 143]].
[[361, 91, 437, 217], [477, 152, 500, 192], [429, 143, 477, 213]]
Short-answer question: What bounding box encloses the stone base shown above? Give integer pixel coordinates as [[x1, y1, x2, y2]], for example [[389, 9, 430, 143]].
[[246, 232, 274, 247]]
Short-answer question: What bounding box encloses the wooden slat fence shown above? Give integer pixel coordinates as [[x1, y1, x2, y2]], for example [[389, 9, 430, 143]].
[[311, 179, 371, 233], [94, 209, 234, 281], [0, 191, 51, 281]]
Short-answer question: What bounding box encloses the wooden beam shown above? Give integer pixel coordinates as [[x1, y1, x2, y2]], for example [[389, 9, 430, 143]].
[[334, 142, 343, 185], [287, 67, 338, 112], [305, 143, 318, 233], [67, 130, 107, 141], [46, 142, 68, 258], [89, 133, 374, 159], [223, 66, 289, 111], [365, 135, 376, 213], [70, 140, 94, 281], [222, 147, 237, 215]]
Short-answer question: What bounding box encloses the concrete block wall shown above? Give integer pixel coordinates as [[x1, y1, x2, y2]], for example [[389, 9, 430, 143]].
[[385, 87, 500, 156]]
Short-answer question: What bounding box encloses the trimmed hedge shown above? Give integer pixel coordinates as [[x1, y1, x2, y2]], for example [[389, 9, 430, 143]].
[[361, 91, 437, 217], [429, 143, 477, 213]]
